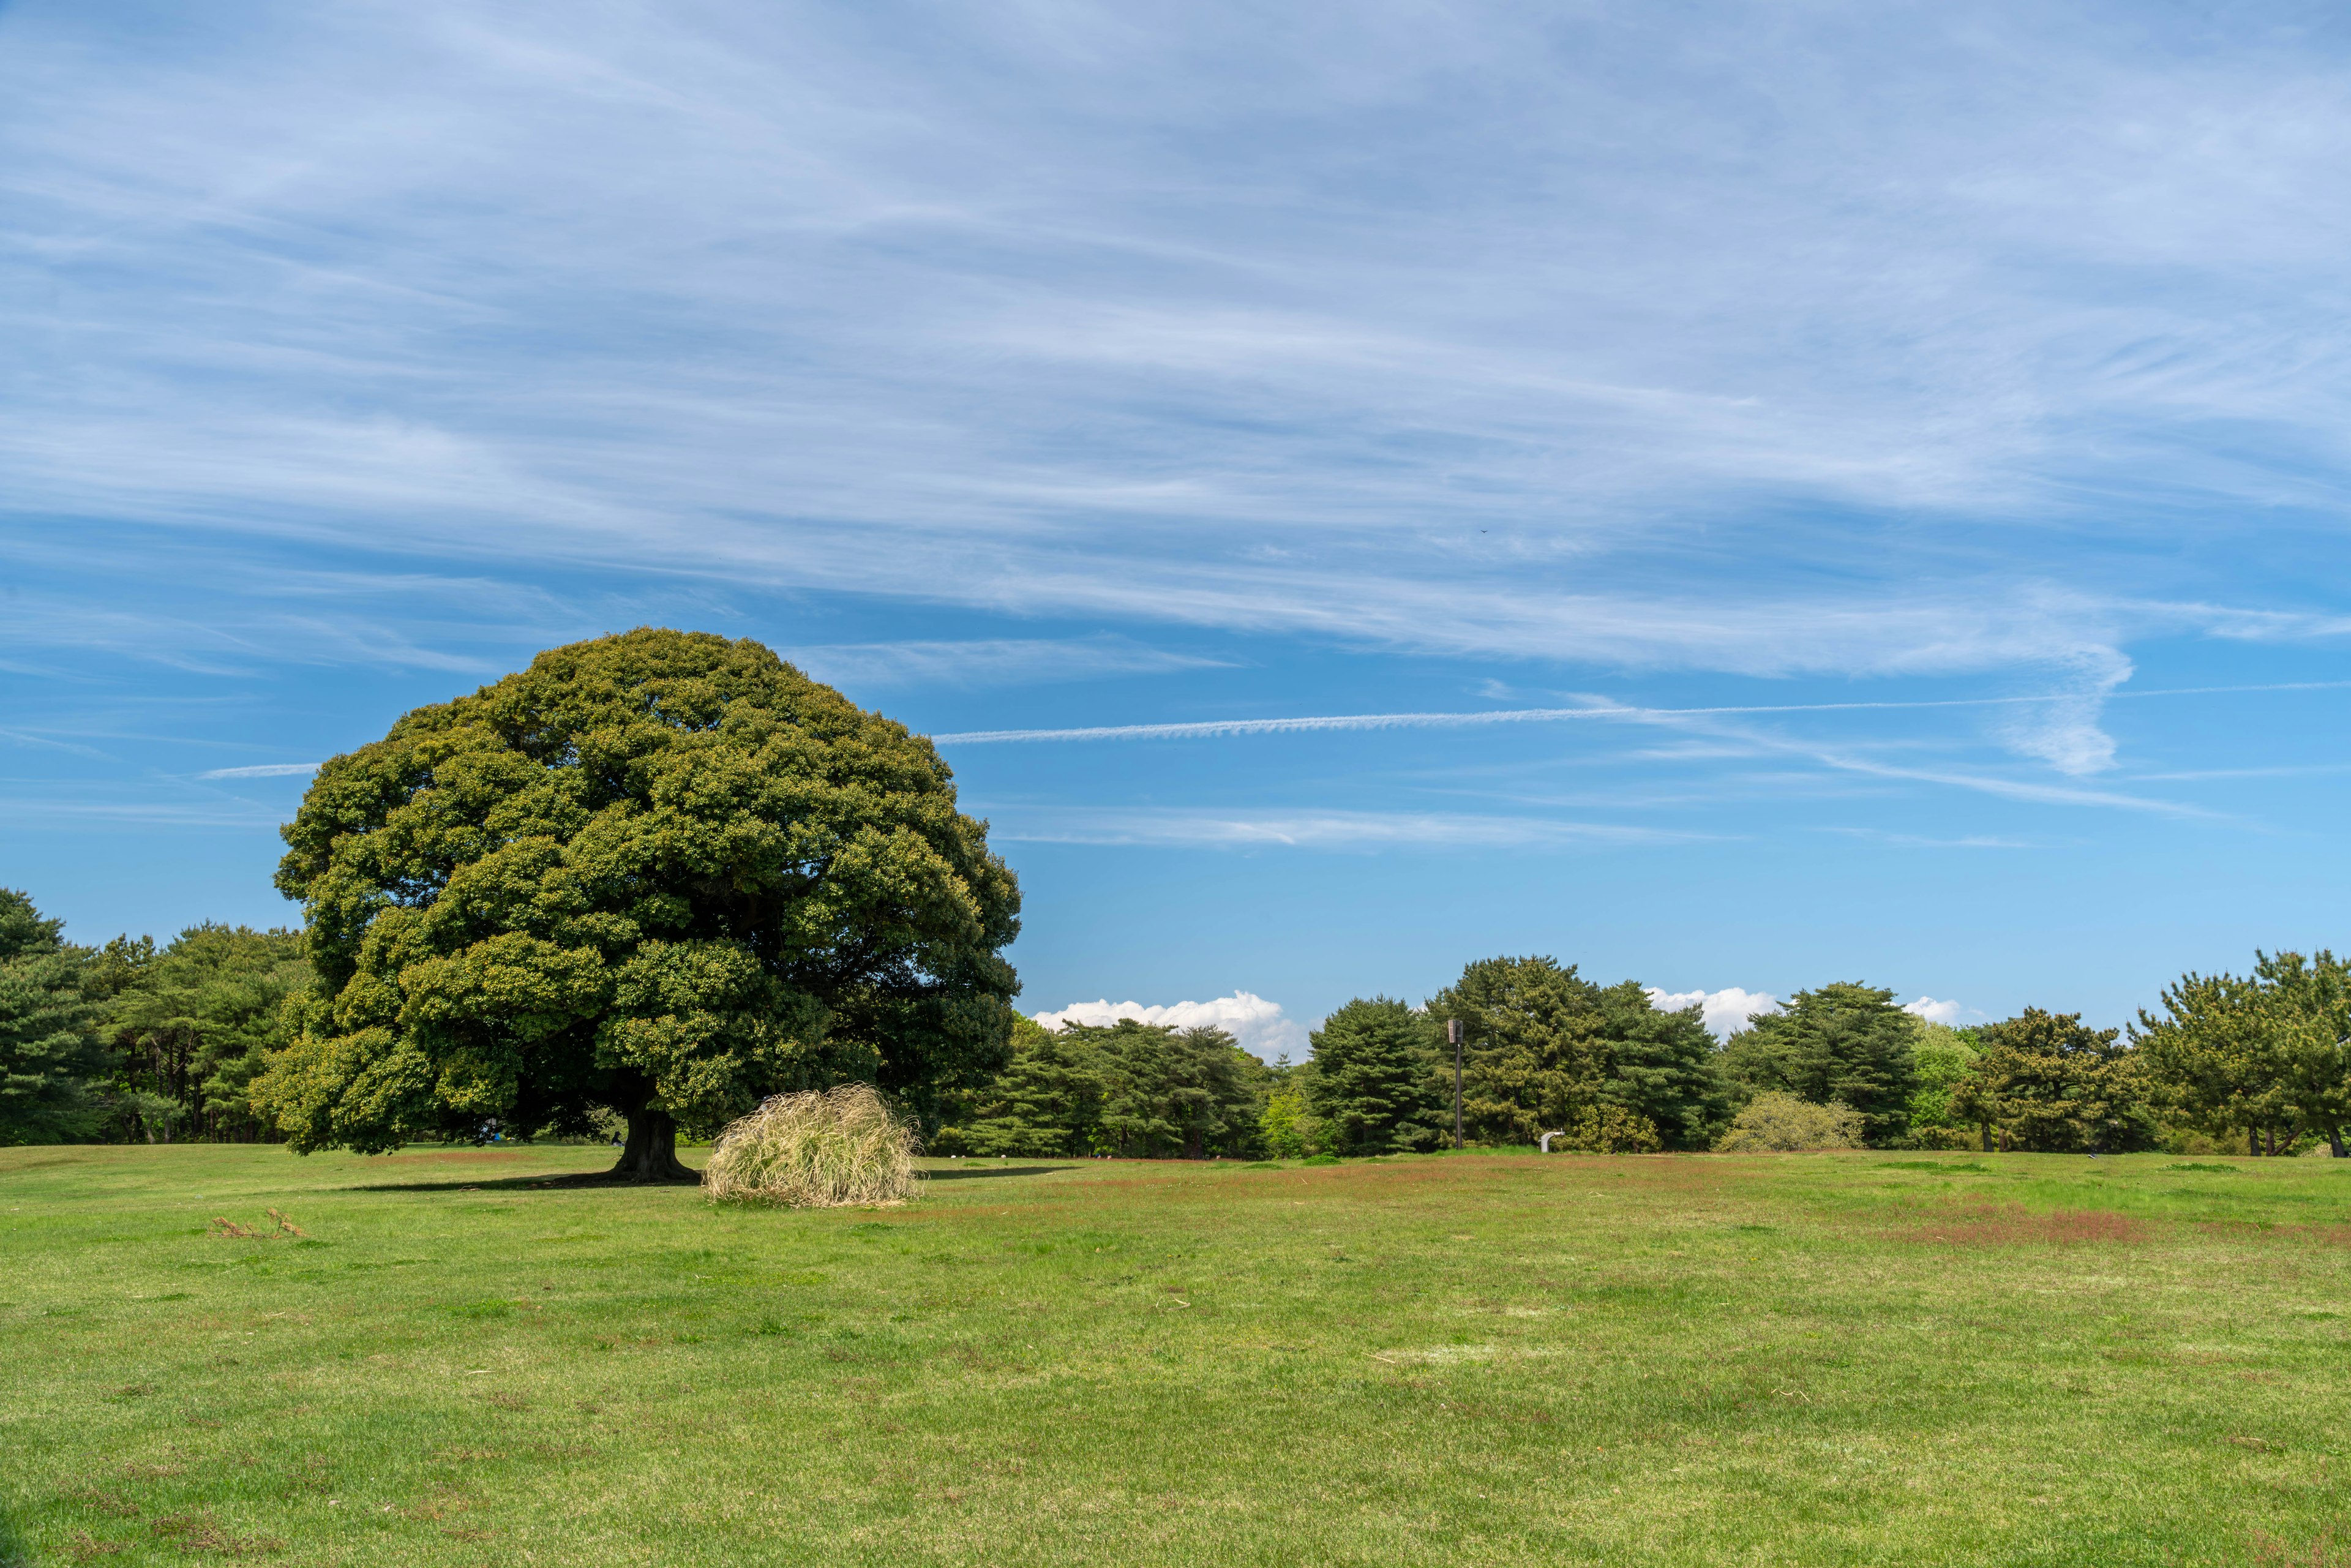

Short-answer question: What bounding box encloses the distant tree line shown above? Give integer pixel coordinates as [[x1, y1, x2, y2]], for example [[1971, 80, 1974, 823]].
[[6, 870, 2348, 1161], [0, 890, 308, 1145], [939, 951, 2351, 1160]]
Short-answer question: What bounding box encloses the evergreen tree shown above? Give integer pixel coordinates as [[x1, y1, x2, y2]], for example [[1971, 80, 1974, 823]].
[[1591, 981, 1730, 1149], [0, 890, 106, 1145], [1423, 956, 1726, 1150], [1719, 981, 1919, 1146], [1427, 955, 1608, 1145], [1305, 997, 1444, 1154], [103, 923, 309, 1142], [959, 1022, 1104, 1157], [1073, 1019, 1265, 1158], [1953, 1008, 2158, 1153], [2135, 951, 2351, 1155]]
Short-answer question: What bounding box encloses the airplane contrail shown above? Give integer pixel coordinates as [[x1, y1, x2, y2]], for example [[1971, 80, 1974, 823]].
[[928, 680, 2350, 746]]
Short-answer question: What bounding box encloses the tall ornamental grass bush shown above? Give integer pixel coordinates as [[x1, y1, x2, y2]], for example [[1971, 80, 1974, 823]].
[[703, 1084, 918, 1207], [1715, 1091, 1865, 1152]]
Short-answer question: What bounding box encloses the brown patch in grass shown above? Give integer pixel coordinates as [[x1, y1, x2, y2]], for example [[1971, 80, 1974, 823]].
[[484, 1392, 530, 1411], [150, 1512, 284, 1556], [206, 1209, 304, 1242], [2254, 1527, 2351, 1566], [74, 1490, 140, 1518], [1900, 1202, 2146, 1246], [67, 1530, 126, 1559]]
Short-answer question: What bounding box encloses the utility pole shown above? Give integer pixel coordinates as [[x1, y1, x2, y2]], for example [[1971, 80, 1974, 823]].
[[1447, 1018, 1463, 1149]]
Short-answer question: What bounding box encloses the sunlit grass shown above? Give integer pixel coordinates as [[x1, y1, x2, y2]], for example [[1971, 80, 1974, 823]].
[[5, 1143, 2349, 1565]]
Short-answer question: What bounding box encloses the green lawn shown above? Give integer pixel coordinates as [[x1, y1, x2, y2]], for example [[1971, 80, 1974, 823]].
[[6, 1144, 2349, 1566]]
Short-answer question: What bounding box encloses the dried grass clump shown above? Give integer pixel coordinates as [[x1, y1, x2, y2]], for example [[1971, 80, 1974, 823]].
[[1715, 1091, 1865, 1152], [703, 1084, 919, 1209]]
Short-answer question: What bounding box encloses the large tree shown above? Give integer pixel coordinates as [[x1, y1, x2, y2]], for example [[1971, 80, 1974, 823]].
[[254, 629, 1023, 1180], [1951, 1008, 2159, 1153], [2135, 951, 2351, 1156], [104, 923, 309, 1142], [1425, 956, 1725, 1150], [952, 1019, 1105, 1158], [1719, 981, 1919, 1146], [0, 890, 107, 1145], [1307, 997, 1445, 1154]]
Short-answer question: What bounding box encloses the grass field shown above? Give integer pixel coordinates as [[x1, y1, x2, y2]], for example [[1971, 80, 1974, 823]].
[[6, 1144, 2351, 1567]]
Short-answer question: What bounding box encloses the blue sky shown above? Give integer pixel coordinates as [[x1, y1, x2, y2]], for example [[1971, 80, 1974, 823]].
[[6, 0, 2351, 1055]]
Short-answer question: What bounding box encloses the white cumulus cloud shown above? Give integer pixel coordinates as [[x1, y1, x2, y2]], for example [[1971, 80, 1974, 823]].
[[1034, 991, 1310, 1062], [1902, 996, 1965, 1024], [1646, 986, 1782, 1040]]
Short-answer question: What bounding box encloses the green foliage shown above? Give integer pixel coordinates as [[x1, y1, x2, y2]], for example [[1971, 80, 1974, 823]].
[[1952, 1008, 2159, 1153], [956, 1021, 1104, 1158], [1714, 1090, 1864, 1151], [1719, 982, 1919, 1146], [1427, 956, 1727, 1149], [1551, 1101, 1662, 1153], [252, 629, 1022, 1161], [1904, 1022, 1981, 1134], [1305, 997, 1444, 1154], [1258, 1084, 1318, 1158], [939, 1018, 1269, 1159], [1083, 1021, 1266, 1158], [0, 890, 106, 1144], [2135, 951, 2351, 1153], [102, 924, 309, 1142]]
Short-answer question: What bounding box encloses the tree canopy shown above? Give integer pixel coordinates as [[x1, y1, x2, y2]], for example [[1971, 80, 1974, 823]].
[[1719, 982, 1919, 1146], [0, 890, 107, 1145], [102, 924, 308, 1142], [940, 1017, 1267, 1158], [1427, 956, 1725, 1150], [1305, 997, 1445, 1155], [253, 629, 1023, 1179], [1951, 1008, 2158, 1153], [2135, 951, 2351, 1157]]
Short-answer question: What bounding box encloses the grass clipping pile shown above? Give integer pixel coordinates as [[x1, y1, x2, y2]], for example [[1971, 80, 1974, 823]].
[[703, 1084, 920, 1208]]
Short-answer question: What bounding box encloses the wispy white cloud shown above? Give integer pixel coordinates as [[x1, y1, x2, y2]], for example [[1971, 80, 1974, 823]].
[[1035, 991, 1309, 1062], [197, 762, 320, 779], [991, 808, 1705, 850], [783, 637, 1221, 690], [7, 0, 2351, 741]]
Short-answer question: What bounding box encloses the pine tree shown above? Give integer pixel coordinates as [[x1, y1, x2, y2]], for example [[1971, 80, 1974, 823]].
[[1953, 1007, 2158, 1153], [961, 1027, 1104, 1157], [1306, 997, 1444, 1154], [0, 890, 106, 1145], [1719, 981, 1919, 1146]]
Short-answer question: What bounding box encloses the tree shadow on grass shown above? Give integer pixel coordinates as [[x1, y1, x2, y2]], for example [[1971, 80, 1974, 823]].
[[343, 1169, 700, 1193], [344, 1164, 1077, 1193]]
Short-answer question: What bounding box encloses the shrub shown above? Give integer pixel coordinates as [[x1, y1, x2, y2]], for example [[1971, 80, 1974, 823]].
[[1715, 1092, 1864, 1152], [703, 1084, 918, 1208], [1553, 1103, 1662, 1153]]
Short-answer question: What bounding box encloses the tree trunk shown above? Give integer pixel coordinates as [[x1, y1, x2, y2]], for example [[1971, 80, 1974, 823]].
[[2250, 1126, 2260, 1157], [607, 1105, 699, 1184], [1980, 1122, 1992, 1153], [2266, 1126, 2278, 1158], [2332, 1126, 2346, 1160]]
